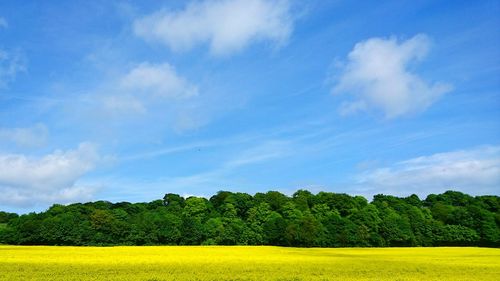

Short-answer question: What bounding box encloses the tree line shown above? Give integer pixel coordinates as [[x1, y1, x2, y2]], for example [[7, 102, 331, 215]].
[[0, 190, 499, 247]]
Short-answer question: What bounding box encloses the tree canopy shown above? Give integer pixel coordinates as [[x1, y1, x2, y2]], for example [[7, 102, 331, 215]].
[[0, 190, 498, 247]]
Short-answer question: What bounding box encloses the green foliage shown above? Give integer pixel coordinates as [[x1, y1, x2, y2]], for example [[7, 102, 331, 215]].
[[0, 190, 498, 247], [0, 211, 18, 223]]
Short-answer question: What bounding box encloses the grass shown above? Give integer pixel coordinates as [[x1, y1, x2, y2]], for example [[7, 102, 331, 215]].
[[0, 246, 499, 280]]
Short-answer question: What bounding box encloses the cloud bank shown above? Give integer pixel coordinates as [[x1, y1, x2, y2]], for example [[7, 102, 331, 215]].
[[0, 143, 100, 207], [355, 145, 500, 196], [134, 0, 293, 56], [333, 34, 452, 118]]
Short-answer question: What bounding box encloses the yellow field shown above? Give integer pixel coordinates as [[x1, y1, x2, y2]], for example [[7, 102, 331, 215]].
[[0, 246, 499, 280]]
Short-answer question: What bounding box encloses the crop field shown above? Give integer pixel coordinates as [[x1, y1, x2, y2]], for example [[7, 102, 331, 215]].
[[0, 246, 499, 280]]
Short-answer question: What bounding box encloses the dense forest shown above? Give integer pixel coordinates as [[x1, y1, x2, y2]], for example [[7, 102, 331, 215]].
[[0, 190, 499, 247]]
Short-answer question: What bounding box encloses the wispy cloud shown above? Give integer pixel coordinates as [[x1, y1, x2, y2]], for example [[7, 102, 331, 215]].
[[120, 116, 332, 162], [121, 62, 198, 99], [48, 60, 204, 137], [133, 0, 293, 56], [166, 139, 292, 180], [0, 124, 49, 148], [354, 145, 500, 196], [105, 140, 294, 200], [0, 143, 101, 207], [0, 17, 7, 29], [332, 34, 452, 118], [102, 62, 198, 114], [225, 140, 291, 168], [0, 49, 26, 88]]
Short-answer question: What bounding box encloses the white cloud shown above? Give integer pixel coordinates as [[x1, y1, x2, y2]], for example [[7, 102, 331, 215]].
[[355, 146, 500, 196], [94, 62, 198, 116], [48, 60, 204, 141], [0, 143, 100, 206], [133, 0, 293, 56], [0, 49, 26, 88], [0, 17, 7, 29], [120, 62, 198, 99], [333, 34, 452, 118], [101, 95, 146, 115], [0, 124, 49, 148]]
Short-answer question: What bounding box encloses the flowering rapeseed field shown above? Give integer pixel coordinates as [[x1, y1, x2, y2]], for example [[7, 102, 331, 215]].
[[0, 246, 499, 280]]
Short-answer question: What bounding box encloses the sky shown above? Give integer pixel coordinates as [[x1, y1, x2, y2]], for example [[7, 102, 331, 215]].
[[0, 0, 499, 213]]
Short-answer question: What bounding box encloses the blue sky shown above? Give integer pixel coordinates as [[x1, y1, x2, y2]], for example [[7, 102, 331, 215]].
[[0, 0, 499, 213]]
